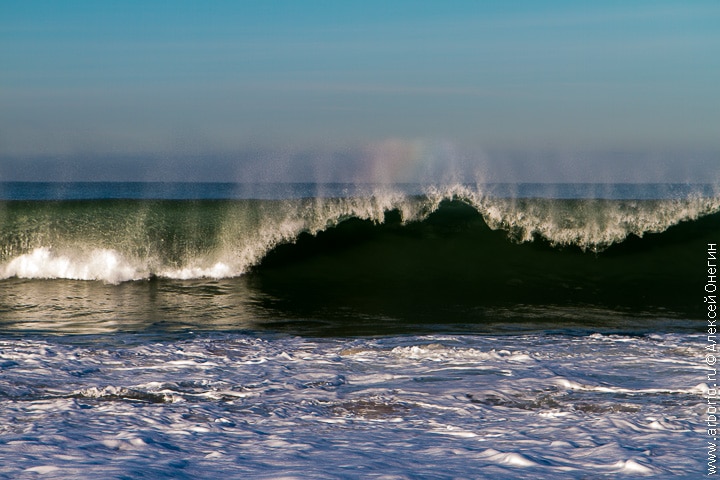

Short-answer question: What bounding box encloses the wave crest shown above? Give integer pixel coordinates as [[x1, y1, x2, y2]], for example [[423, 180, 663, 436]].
[[430, 184, 720, 250], [1, 184, 718, 282]]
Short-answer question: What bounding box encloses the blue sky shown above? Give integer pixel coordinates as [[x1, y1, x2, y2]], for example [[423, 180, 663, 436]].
[[1, 1, 718, 182]]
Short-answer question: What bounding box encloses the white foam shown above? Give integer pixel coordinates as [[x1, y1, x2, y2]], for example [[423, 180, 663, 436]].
[[426, 184, 720, 250], [76, 385, 183, 403], [0, 247, 142, 283], [554, 377, 701, 396], [479, 449, 538, 467], [611, 459, 656, 475], [0, 333, 702, 477], [389, 344, 533, 365], [24, 466, 61, 474], [158, 261, 234, 280], [391, 344, 499, 361]]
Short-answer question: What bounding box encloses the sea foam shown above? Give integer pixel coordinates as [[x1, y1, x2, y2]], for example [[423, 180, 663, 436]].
[[1, 247, 142, 283]]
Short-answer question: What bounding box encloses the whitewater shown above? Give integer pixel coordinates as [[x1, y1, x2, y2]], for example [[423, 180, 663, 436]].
[[0, 332, 708, 478], [0, 182, 716, 479]]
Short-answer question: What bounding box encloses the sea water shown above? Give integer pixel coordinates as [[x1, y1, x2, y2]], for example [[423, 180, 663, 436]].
[[0, 182, 716, 479]]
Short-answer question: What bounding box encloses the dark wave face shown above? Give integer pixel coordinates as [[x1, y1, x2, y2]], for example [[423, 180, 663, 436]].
[[0, 183, 718, 334], [253, 200, 718, 329]]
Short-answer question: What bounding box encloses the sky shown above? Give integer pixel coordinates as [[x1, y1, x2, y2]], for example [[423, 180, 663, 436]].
[[1, 0, 718, 182]]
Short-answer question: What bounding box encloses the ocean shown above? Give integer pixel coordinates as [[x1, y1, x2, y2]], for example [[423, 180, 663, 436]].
[[0, 182, 716, 479]]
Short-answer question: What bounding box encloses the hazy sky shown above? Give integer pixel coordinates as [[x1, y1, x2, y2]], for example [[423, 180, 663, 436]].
[[1, 1, 718, 182]]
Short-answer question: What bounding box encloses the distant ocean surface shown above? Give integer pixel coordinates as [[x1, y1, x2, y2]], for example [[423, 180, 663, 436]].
[[0, 182, 717, 479]]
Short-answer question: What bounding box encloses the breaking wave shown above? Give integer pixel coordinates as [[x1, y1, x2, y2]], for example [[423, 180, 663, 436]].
[[0, 184, 718, 284]]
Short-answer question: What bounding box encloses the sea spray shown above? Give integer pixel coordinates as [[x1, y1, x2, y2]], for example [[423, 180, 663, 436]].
[[1, 184, 719, 282]]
